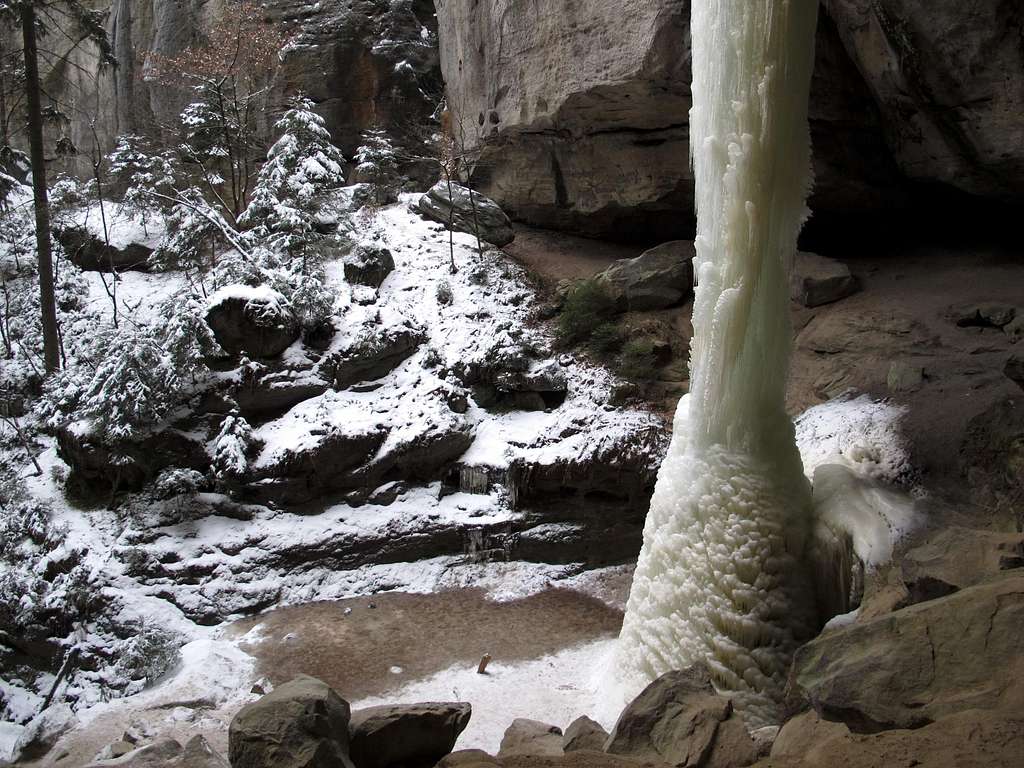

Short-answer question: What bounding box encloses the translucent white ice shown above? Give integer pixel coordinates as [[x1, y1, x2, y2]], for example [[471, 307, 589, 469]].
[[612, 0, 821, 727]]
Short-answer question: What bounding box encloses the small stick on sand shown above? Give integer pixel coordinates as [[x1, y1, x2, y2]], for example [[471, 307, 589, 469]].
[[477, 653, 492, 674]]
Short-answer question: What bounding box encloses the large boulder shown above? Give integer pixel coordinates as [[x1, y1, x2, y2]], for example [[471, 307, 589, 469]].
[[604, 666, 757, 768], [15, 704, 77, 761], [344, 245, 395, 289], [595, 241, 694, 312], [206, 285, 301, 360], [348, 702, 471, 768], [57, 225, 153, 272], [229, 675, 354, 768], [498, 720, 564, 759], [416, 182, 515, 247], [793, 572, 1024, 732], [57, 425, 208, 493], [322, 322, 425, 391], [790, 252, 860, 308], [770, 709, 1024, 768]]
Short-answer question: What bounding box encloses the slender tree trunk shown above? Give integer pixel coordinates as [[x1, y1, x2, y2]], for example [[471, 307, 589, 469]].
[[21, 5, 60, 373]]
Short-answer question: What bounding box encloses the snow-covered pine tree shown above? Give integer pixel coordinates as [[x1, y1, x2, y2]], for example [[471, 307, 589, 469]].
[[38, 322, 183, 445], [150, 188, 234, 280], [158, 291, 221, 384], [242, 97, 346, 265], [107, 134, 177, 233], [354, 127, 400, 205], [212, 410, 255, 480], [240, 96, 346, 327]]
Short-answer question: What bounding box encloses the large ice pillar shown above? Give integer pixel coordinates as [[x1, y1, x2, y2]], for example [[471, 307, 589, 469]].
[[613, 0, 821, 726]]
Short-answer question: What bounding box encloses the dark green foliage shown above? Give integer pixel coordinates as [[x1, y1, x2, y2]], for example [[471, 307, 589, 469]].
[[589, 321, 623, 357], [556, 279, 615, 346], [616, 337, 660, 381]]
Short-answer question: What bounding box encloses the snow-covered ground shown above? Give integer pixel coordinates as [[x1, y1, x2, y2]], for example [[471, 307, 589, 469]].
[[1, 193, 664, 759], [351, 638, 620, 751]]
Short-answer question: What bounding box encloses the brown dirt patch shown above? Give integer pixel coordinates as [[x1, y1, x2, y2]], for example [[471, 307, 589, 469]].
[[229, 588, 625, 701]]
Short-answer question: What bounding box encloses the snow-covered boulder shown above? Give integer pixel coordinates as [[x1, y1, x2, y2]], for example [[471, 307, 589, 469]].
[[57, 424, 208, 492], [415, 182, 515, 247], [595, 241, 695, 312], [0, 722, 26, 765], [344, 244, 395, 288], [322, 321, 425, 391], [57, 224, 153, 272], [16, 704, 78, 762], [229, 676, 353, 768], [205, 285, 300, 360], [348, 703, 472, 768]]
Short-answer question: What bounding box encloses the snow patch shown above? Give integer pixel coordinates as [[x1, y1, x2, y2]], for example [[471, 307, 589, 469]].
[[352, 639, 618, 753]]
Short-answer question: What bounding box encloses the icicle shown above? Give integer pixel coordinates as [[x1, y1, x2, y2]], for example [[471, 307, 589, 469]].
[[612, 0, 821, 726]]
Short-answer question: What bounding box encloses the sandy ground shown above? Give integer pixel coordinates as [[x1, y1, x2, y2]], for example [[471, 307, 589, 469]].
[[229, 587, 625, 702], [503, 227, 639, 286]]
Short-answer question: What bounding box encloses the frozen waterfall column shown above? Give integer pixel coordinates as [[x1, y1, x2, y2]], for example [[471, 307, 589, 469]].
[[613, 0, 821, 727]]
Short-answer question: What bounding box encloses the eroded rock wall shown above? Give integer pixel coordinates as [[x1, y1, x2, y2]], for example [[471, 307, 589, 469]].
[[436, 0, 1024, 240], [24, 0, 440, 174]]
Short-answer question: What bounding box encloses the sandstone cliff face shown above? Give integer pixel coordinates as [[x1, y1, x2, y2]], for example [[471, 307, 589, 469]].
[[30, 0, 440, 174], [435, 0, 1024, 239], [825, 0, 1024, 202]]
